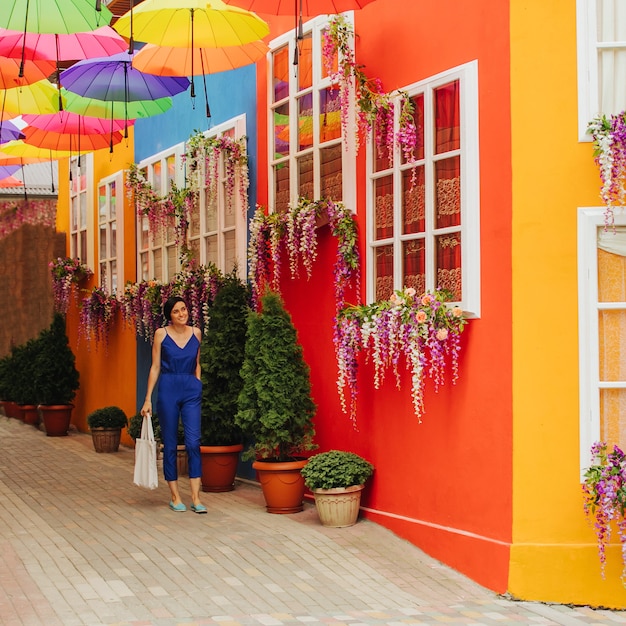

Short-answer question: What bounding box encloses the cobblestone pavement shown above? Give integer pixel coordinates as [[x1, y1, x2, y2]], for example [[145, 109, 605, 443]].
[[0, 416, 624, 626]]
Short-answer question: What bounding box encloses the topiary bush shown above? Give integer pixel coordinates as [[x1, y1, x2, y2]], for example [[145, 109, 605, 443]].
[[301, 450, 374, 490], [87, 406, 128, 429]]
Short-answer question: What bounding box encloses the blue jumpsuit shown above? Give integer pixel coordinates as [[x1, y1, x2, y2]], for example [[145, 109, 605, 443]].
[[156, 331, 202, 482]]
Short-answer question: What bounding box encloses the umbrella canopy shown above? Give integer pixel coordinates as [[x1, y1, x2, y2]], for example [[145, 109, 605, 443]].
[[0, 0, 113, 34], [0, 119, 25, 144], [1, 79, 61, 115], [224, 0, 377, 12], [132, 40, 269, 77], [21, 125, 123, 152], [22, 111, 131, 135], [0, 56, 56, 89], [0, 140, 73, 159], [0, 165, 21, 179], [0, 174, 24, 187], [113, 0, 270, 48], [0, 26, 128, 63], [60, 52, 190, 102], [62, 89, 173, 119]]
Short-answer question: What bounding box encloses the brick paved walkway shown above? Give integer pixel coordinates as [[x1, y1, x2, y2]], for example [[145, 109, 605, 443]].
[[0, 416, 624, 626]]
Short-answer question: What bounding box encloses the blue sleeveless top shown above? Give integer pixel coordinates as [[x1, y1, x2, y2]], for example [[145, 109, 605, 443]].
[[160, 331, 200, 375]]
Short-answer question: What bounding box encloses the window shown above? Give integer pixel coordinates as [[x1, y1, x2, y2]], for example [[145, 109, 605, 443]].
[[366, 62, 480, 315], [578, 208, 626, 473], [268, 14, 356, 212], [69, 154, 93, 265], [97, 172, 123, 294], [577, 0, 626, 140], [187, 116, 248, 278], [136, 144, 185, 282]]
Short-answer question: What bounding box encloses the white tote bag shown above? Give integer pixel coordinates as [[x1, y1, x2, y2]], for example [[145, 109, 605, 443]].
[[133, 415, 158, 489]]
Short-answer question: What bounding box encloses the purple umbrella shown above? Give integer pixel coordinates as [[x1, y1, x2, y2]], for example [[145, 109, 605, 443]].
[[0, 119, 25, 144], [60, 51, 189, 137], [0, 164, 21, 180]]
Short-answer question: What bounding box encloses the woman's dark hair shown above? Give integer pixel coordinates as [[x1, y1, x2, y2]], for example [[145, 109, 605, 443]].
[[163, 296, 186, 322]]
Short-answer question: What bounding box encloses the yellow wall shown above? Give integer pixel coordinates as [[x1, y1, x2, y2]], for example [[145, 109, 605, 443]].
[[510, 1, 626, 606], [57, 131, 138, 444]]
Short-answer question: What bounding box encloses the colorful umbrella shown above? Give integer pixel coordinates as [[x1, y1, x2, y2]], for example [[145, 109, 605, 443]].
[[114, 0, 269, 108], [131, 40, 269, 77], [22, 111, 131, 135], [0, 56, 56, 89], [0, 119, 25, 144], [1, 79, 61, 116], [0, 140, 74, 159], [0, 174, 24, 187], [224, 0, 377, 13], [21, 125, 123, 152], [0, 0, 113, 34], [0, 165, 21, 179], [62, 90, 173, 120]]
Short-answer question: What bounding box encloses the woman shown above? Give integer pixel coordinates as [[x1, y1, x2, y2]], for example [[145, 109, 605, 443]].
[[141, 296, 206, 514]]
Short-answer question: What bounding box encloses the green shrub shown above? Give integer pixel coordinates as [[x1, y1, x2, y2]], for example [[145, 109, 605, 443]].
[[301, 450, 374, 490], [87, 406, 128, 429]]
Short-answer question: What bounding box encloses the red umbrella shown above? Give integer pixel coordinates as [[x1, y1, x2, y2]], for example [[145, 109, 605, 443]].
[[22, 111, 132, 135], [22, 126, 124, 152], [0, 56, 56, 89]]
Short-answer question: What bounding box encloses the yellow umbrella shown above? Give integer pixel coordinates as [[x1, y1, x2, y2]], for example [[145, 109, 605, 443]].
[[0, 140, 74, 159], [113, 0, 269, 49], [132, 40, 269, 77], [1, 79, 62, 115]]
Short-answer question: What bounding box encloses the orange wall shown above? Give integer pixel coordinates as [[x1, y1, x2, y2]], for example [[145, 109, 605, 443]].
[[57, 136, 138, 443], [256, 1, 513, 592]]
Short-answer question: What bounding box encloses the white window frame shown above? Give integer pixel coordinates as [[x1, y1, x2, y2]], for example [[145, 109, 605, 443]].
[[187, 115, 248, 280], [136, 142, 186, 282], [97, 171, 124, 295], [577, 207, 626, 475], [576, 0, 626, 141], [365, 61, 480, 316], [69, 153, 94, 268], [267, 12, 357, 212]]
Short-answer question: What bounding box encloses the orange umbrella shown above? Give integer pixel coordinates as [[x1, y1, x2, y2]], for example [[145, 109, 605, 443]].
[[22, 126, 124, 152], [0, 174, 24, 187], [0, 56, 56, 89], [132, 40, 269, 76]]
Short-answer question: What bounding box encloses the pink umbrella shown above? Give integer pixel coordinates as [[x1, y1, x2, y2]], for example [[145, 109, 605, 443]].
[[224, 0, 377, 12], [22, 125, 124, 153], [22, 111, 132, 135]]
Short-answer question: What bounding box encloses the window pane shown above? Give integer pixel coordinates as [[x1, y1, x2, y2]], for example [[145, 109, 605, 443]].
[[374, 245, 394, 301], [320, 144, 342, 200], [80, 193, 87, 228], [71, 197, 78, 228], [298, 33, 313, 91], [374, 175, 394, 240], [599, 309, 626, 381], [403, 239, 425, 294], [273, 45, 289, 102], [403, 93, 424, 163], [141, 252, 149, 281], [598, 246, 626, 302], [403, 166, 425, 234], [153, 161, 162, 193], [167, 245, 177, 277], [154, 249, 163, 281], [223, 179, 236, 228], [80, 230, 87, 259], [297, 153, 314, 200], [320, 87, 341, 143], [224, 230, 236, 272], [205, 233, 218, 266], [435, 81, 460, 154], [274, 162, 290, 213], [189, 237, 200, 264], [111, 220, 116, 257], [435, 232, 461, 300], [100, 262, 106, 286], [166, 155, 176, 191], [111, 259, 117, 294], [600, 389, 626, 450], [274, 103, 289, 157], [190, 197, 200, 236], [98, 185, 106, 221], [435, 156, 461, 228], [141, 216, 149, 249], [109, 181, 116, 218], [298, 92, 313, 150], [321, 28, 337, 79], [99, 227, 106, 258], [205, 186, 217, 232]]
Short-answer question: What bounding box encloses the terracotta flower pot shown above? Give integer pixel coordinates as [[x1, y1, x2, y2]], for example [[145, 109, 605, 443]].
[[252, 458, 308, 514], [91, 427, 122, 453], [200, 444, 243, 492], [21, 404, 40, 427], [39, 404, 73, 437]]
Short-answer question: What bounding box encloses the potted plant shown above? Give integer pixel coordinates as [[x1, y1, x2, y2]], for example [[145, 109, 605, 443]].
[[11, 337, 42, 426], [199, 272, 250, 492], [34, 313, 80, 436], [87, 406, 128, 452], [235, 290, 317, 513], [301, 450, 374, 527]]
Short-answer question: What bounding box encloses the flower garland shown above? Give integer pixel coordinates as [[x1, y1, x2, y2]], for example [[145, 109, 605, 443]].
[[247, 199, 360, 312], [335, 287, 466, 425], [583, 441, 626, 584], [0, 199, 57, 241], [588, 112, 626, 229], [78, 286, 120, 349], [322, 14, 417, 163], [49, 257, 93, 315]]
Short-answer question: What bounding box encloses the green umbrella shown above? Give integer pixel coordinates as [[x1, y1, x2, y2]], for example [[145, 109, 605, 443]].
[[62, 89, 173, 120]]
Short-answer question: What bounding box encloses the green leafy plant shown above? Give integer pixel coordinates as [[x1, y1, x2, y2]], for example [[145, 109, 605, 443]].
[[235, 290, 317, 462], [10, 337, 41, 405], [200, 270, 250, 446], [34, 313, 80, 405], [127, 412, 161, 442], [86, 406, 128, 430], [301, 450, 374, 490]]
